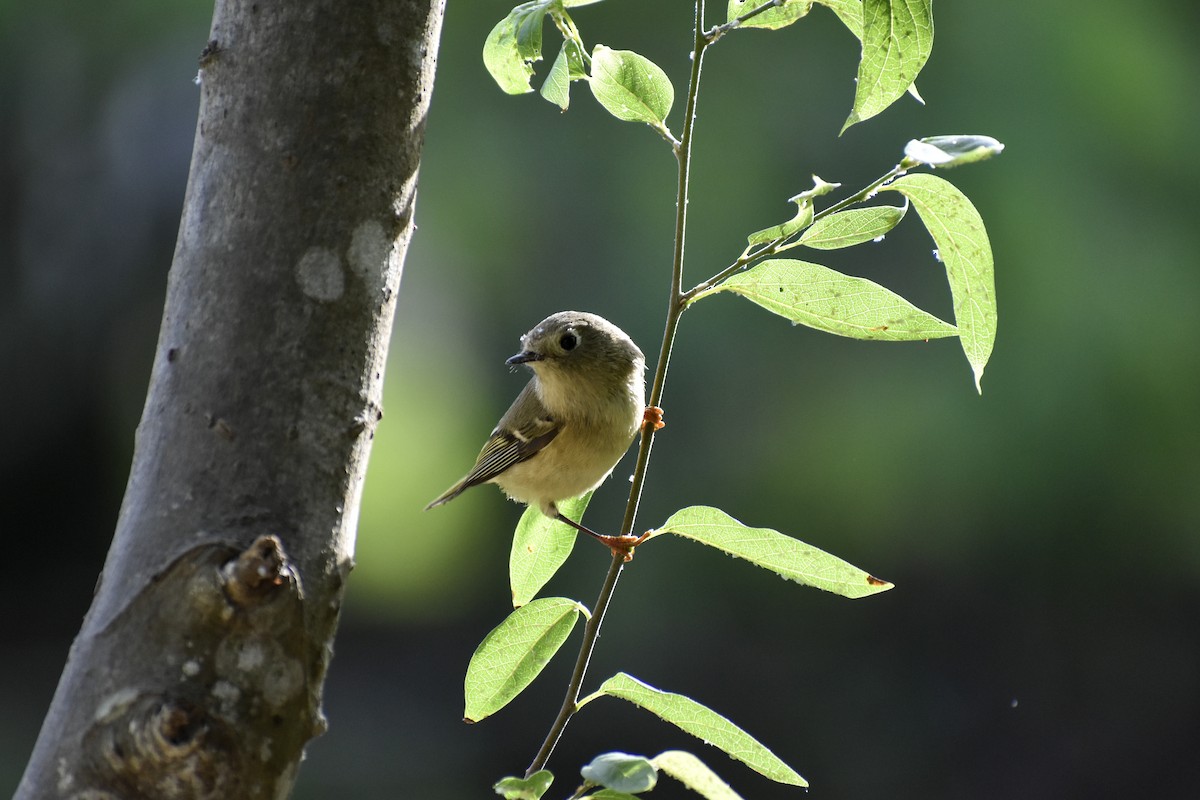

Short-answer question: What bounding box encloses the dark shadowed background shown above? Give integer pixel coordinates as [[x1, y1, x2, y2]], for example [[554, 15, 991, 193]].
[[3, 1, 1198, 798]]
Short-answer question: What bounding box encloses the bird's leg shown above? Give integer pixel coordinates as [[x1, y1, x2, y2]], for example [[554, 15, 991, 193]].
[[555, 513, 650, 562]]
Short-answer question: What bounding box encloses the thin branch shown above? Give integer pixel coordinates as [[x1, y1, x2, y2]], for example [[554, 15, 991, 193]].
[[524, 0, 714, 776], [705, 0, 784, 43]]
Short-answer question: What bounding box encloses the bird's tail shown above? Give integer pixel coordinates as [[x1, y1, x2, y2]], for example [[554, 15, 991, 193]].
[[424, 481, 468, 511]]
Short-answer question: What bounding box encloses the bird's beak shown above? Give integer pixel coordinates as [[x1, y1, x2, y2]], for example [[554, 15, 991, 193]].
[[506, 351, 543, 366]]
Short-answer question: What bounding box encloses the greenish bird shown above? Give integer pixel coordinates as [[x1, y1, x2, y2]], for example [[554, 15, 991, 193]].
[[426, 311, 647, 543]]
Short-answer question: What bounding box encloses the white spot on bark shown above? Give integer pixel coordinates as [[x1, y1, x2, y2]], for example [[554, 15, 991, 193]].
[[182, 659, 202, 677], [237, 641, 266, 671], [295, 247, 344, 301], [348, 219, 391, 295]]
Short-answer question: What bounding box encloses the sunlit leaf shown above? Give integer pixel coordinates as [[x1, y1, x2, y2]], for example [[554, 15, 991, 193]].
[[589, 45, 674, 124], [483, 1, 554, 94], [797, 204, 906, 250], [746, 202, 813, 247], [652, 751, 745, 800], [647, 506, 893, 598], [904, 134, 1006, 168], [510, 492, 591, 607], [581, 753, 658, 794], [587, 673, 807, 787], [727, 0, 813, 30], [693, 258, 957, 341], [581, 791, 640, 800], [540, 42, 572, 109], [841, 0, 933, 132], [494, 770, 554, 800], [464, 597, 587, 721], [881, 173, 997, 392]]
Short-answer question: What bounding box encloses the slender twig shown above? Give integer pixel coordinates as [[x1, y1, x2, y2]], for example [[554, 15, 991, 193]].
[[706, 0, 784, 42], [680, 161, 914, 302], [524, 0, 713, 777]]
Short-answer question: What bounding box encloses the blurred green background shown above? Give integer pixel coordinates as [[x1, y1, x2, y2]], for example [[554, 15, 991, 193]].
[[3, 1, 1198, 797]]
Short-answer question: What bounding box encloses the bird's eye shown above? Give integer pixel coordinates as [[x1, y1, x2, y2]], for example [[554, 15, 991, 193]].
[[559, 332, 578, 351]]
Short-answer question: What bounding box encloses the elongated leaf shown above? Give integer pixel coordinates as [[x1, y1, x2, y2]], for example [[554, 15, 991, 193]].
[[494, 770, 554, 800], [881, 173, 997, 392], [842, 0, 933, 132], [510, 492, 592, 607], [483, 1, 553, 94], [581, 753, 658, 794], [647, 506, 893, 598], [582, 792, 640, 800], [727, 0, 813, 30], [652, 751, 745, 800], [695, 258, 956, 341], [797, 204, 906, 250], [589, 45, 674, 124], [464, 597, 586, 722], [589, 673, 807, 788]]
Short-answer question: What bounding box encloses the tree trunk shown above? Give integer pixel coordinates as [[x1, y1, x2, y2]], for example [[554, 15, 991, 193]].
[[17, 0, 444, 796]]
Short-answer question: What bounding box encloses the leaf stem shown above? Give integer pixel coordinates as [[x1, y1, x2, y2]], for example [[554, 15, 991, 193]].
[[524, 0, 712, 776]]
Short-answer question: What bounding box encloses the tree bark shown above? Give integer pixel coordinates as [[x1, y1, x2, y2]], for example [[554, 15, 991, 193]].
[[17, 0, 444, 797]]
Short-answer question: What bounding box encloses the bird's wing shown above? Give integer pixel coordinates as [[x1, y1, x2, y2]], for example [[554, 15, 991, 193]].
[[425, 382, 559, 508]]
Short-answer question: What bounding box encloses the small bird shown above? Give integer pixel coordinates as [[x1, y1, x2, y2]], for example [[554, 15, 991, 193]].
[[426, 311, 646, 543]]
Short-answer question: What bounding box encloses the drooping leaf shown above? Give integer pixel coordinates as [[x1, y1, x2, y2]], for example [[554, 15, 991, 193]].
[[652, 751, 745, 800], [815, 0, 863, 39], [881, 173, 997, 392], [693, 258, 957, 341], [494, 770, 555, 800], [464, 597, 587, 722], [581, 753, 658, 794], [540, 38, 588, 110], [904, 134, 1006, 168], [727, 0, 813, 30], [797, 204, 906, 250], [589, 45, 674, 125], [587, 673, 807, 788], [647, 506, 893, 598], [483, 1, 554, 94], [841, 0, 933, 132], [510, 492, 592, 607]]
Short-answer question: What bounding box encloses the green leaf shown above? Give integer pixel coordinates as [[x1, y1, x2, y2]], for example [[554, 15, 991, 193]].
[[647, 506, 893, 598], [581, 792, 641, 800], [652, 751, 745, 800], [904, 134, 1006, 168], [745, 177, 840, 247], [494, 770, 555, 800], [540, 42, 572, 109], [581, 753, 658, 794], [464, 597, 587, 722], [589, 45, 674, 125], [510, 492, 592, 607], [483, 1, 553, 95], [746, 202, 813, 247], [881, 173, 997, 392], [841, 0, 933, 132], [540, 38, 588, 110], [694, 258, 957, 341], [797, 204, 906, 250], [727, 0, 813, 30], [588, 673, 807, 788]]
